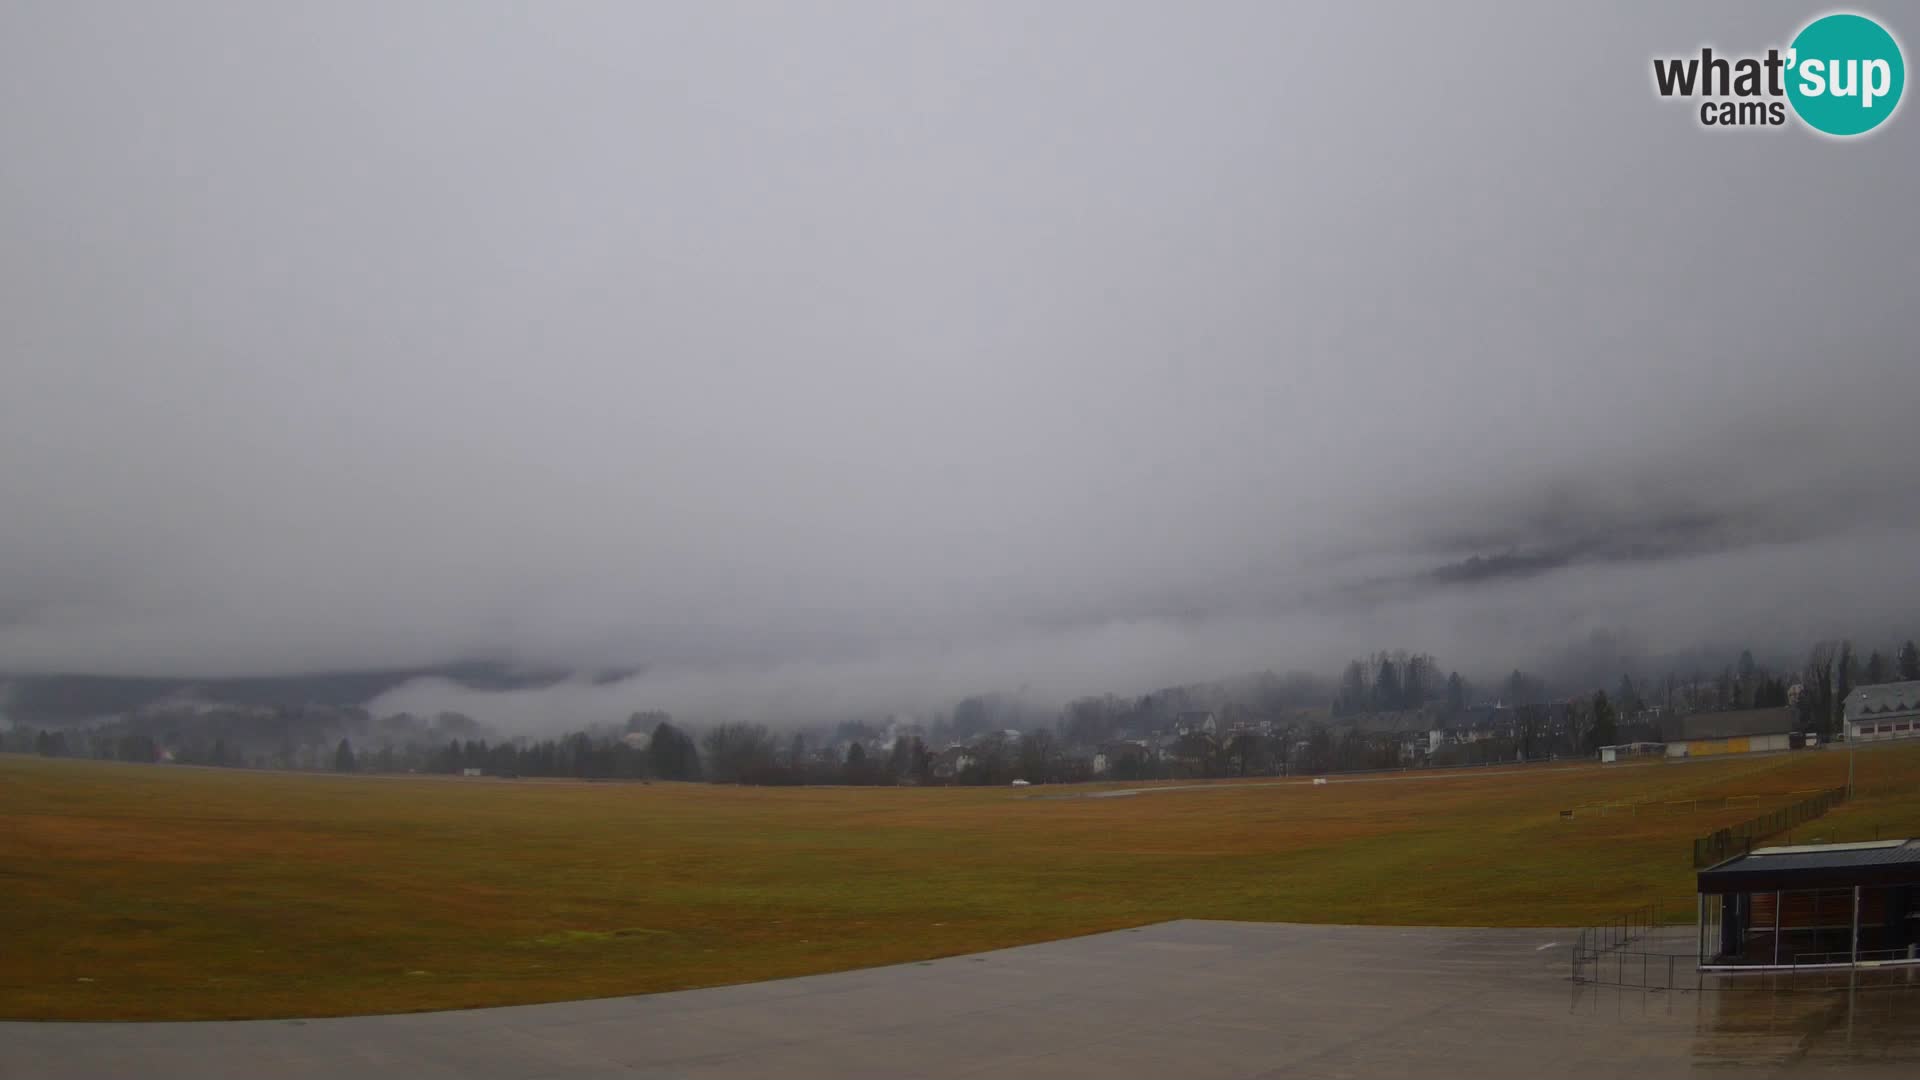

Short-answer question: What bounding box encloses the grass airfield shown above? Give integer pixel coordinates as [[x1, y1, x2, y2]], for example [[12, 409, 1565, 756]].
[[5, 744, 1919, 1020]]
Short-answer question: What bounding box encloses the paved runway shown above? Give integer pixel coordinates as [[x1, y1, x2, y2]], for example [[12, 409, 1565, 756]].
[[6, 920, 1920, 1078]]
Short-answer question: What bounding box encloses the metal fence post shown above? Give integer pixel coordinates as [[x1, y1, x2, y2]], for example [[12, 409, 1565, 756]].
[[1852, 886, 1861, 968]]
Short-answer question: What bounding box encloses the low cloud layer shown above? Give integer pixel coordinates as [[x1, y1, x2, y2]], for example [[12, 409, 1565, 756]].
[[4, 3, 1918, 728]]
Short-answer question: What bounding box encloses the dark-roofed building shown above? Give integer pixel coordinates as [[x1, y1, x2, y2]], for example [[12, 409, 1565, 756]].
[[1661, 706, 1796, 759], [1696, 839, 1920, 969], [1091, 740, 1148, 776], [1844, 681, 1920, 744], [1172, 710, 1216, 736]]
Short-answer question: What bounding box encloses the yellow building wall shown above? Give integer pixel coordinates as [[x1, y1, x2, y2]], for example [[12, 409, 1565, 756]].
[[1690, 736, 1751, 756]]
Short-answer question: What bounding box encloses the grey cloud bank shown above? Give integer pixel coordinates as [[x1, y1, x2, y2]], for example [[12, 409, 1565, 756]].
[[3, 3, 1917, 725]]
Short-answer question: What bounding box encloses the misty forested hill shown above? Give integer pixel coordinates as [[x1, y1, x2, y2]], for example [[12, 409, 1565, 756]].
[[0, 662, 567, 724]]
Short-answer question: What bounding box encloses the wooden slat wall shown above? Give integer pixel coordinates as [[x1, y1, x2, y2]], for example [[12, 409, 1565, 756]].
[[1748, 889, 1884, 930]]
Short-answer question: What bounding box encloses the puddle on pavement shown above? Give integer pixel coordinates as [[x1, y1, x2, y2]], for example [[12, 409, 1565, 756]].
[[1571, 968, 1920, 1070]]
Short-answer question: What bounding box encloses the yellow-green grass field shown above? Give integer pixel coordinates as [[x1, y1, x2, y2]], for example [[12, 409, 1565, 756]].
[[5, 745, 1919, 1021]]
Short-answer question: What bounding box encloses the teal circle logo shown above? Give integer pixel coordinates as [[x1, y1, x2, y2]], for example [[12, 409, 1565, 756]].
[[1787, 13, 1905, 136]]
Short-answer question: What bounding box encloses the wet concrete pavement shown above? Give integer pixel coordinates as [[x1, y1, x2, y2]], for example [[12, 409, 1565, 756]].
[[5, 920, 1919, 1078]]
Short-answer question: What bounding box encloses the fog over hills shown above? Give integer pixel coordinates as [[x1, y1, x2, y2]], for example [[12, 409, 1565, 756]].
[[3, 3, 1918, 730]]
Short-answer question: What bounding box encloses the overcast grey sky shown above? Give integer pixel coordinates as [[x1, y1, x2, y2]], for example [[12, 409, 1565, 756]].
[[2, 3, 1917, 725]]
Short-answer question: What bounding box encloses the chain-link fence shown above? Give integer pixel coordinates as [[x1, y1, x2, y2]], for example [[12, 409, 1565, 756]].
[[1573, 943, 1920, 992], [1569, 901, 1721, 991], [1570, 901, 1666, 982], [1570, 894, 1920, 992], [1574, 945, 1702, 990], [1691, 786, 1848, 867]]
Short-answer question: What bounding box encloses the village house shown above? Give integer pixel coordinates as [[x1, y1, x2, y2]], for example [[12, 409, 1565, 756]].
[[929, 745, 974, 781], [1845, 681, 1920, 743], [1091, 740, 1149, 776], [1172, 710, 1217, 736]]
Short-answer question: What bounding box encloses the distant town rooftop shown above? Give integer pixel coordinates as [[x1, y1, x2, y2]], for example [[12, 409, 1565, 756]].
[[1663, 706, 1795, 743], [1846, 680, 1920, 721]]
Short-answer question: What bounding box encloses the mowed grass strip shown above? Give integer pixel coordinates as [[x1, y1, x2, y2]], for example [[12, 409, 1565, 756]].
[[4, 744, 1918, 1020]]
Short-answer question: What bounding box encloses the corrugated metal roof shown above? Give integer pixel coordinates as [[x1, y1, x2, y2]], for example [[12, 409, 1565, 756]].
[[1750, 840, 1905, 856], [1722, 839, 1920, 872], [1665, 706, 1795, 742], [1699, 839, 1920, 892]]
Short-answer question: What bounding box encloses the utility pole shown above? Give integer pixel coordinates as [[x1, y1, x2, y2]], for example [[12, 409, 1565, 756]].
[[1841, 686, 1855, 799]]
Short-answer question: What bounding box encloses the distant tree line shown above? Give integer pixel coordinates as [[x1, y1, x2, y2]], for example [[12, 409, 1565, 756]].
[[1331, 651, 1446, 715], [9, 635, 1919, 785]]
